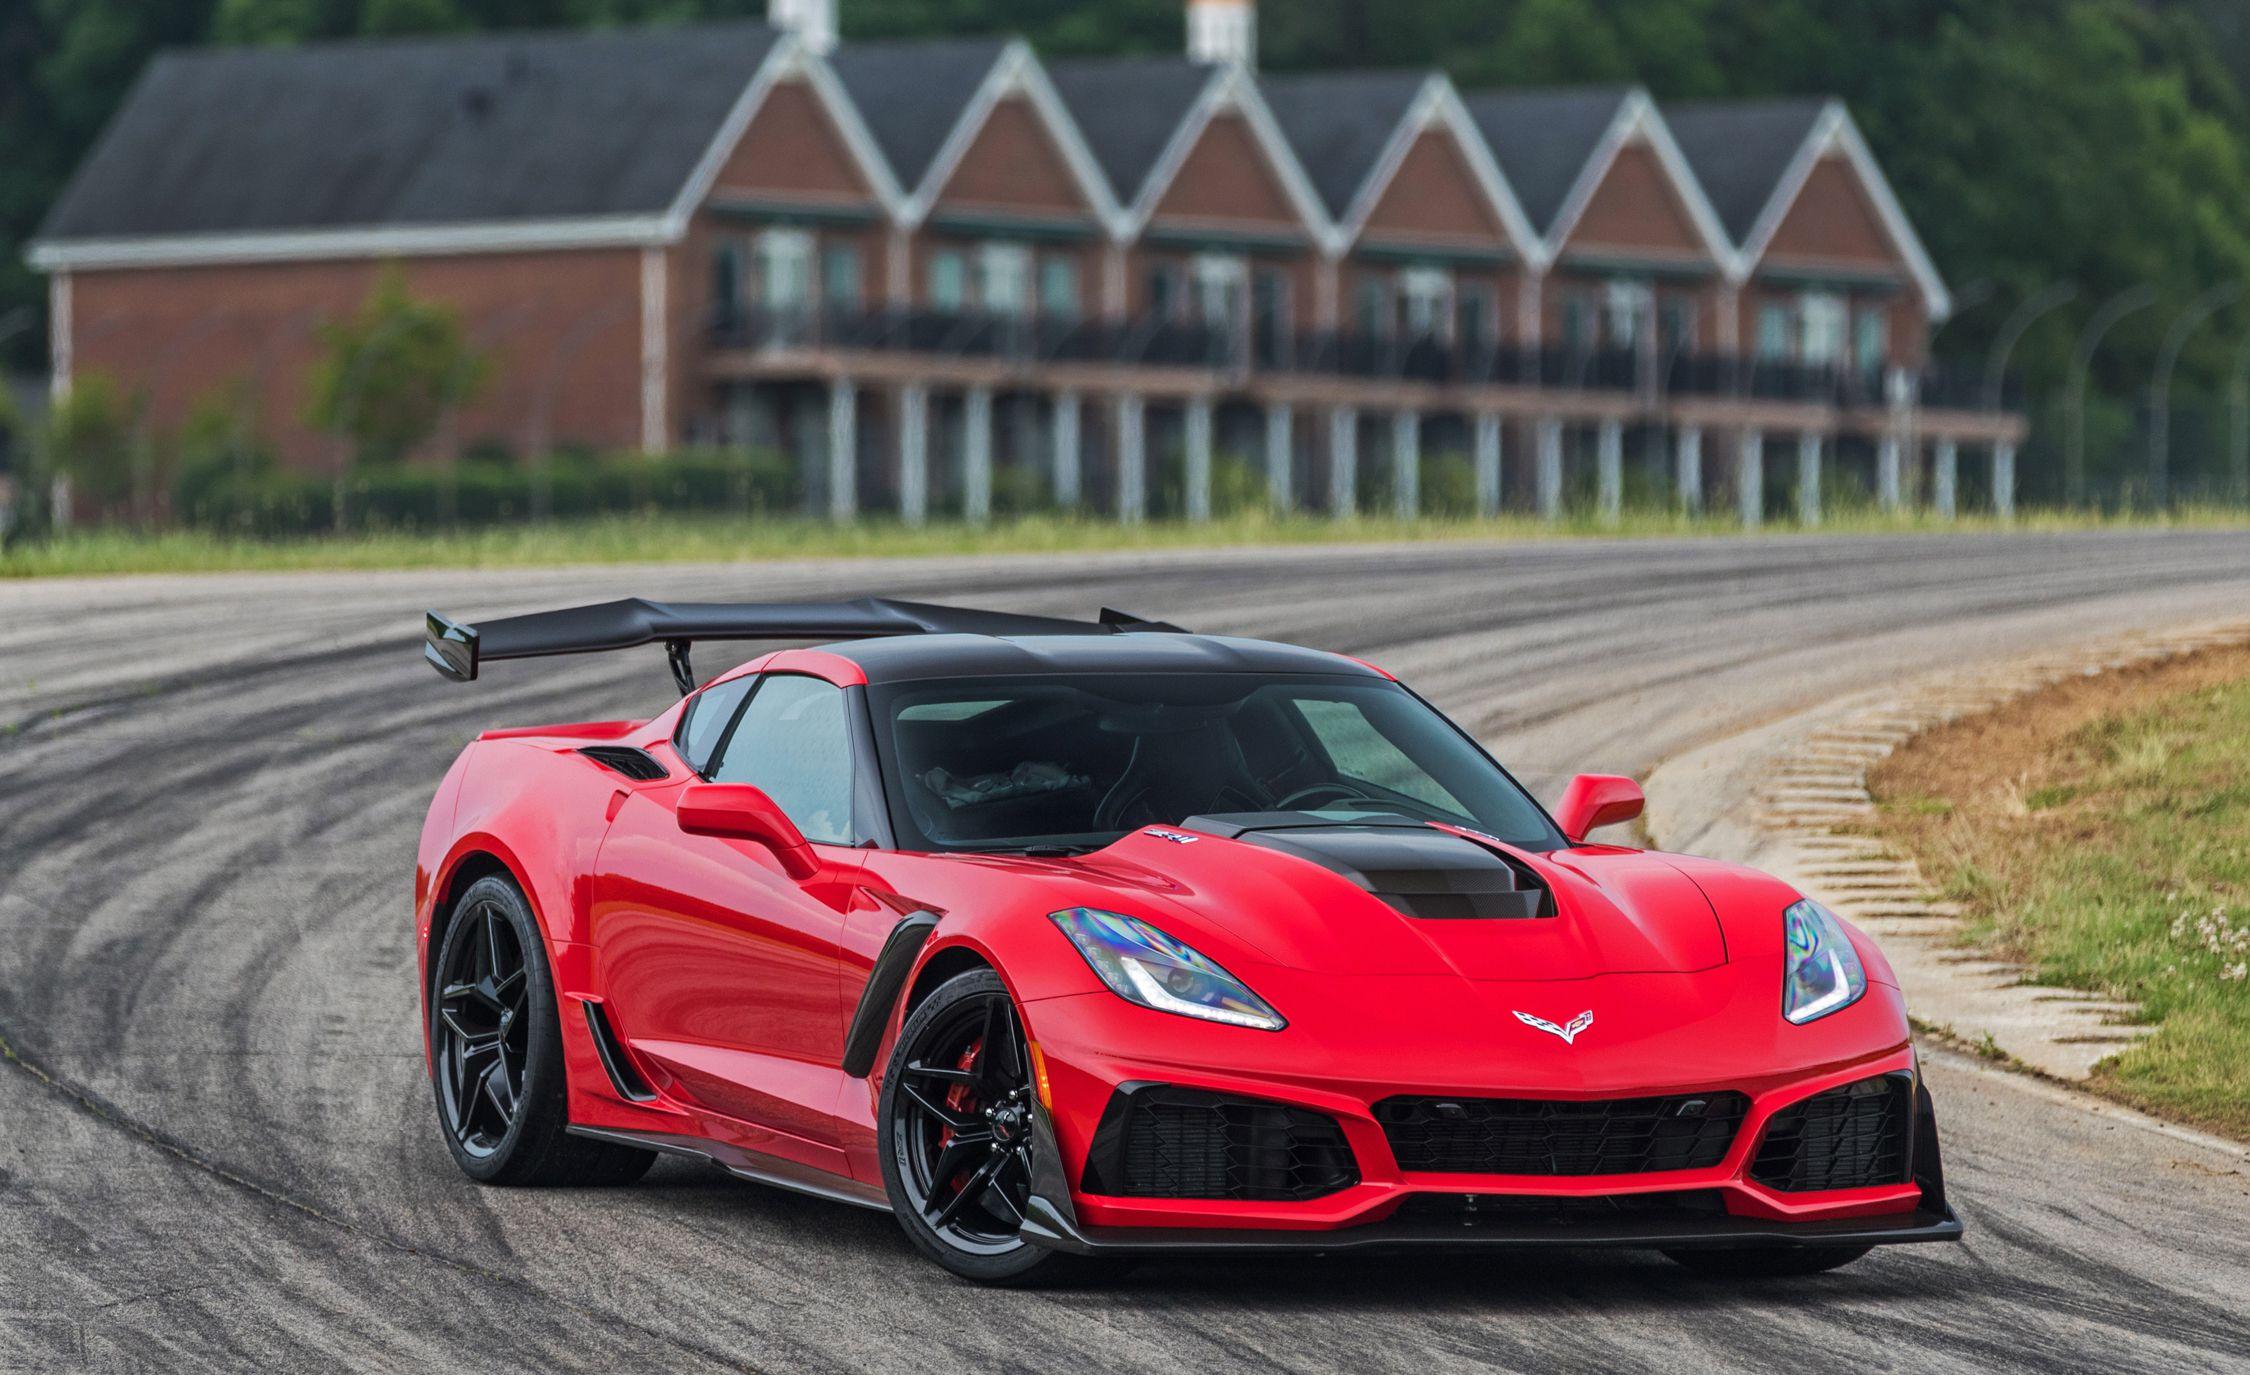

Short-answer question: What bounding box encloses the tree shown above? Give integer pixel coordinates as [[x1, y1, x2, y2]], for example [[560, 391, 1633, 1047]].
[[306, 268, 491, 469], [44, 373, 139, 519]]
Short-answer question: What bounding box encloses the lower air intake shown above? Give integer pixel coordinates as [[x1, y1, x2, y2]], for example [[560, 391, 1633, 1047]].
[[1750, 1073, 1914, 1192], [1082, 1086, 1358, 1201], [1375, 1092, 1749, 1175]]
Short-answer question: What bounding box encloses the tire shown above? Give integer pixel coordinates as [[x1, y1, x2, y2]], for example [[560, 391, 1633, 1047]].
[[877, 968, 1127, 1287], [429, 874, 655, 1187], [1663, 1244, 1873, 1277]]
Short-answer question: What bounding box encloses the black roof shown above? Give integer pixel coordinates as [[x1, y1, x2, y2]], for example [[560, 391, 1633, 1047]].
[[1460, 86, 1632, 238], [1259, 69, 1429, 219], [826, 38, 1010, 193], [1663, 98, 1830, 245], [835, 633, 1380, 683], [1045, 56, 1219, 206], [40, 21, 779, 242]]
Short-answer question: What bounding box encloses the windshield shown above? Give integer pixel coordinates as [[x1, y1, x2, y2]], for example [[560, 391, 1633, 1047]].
[[867, 673, 1562, 854]]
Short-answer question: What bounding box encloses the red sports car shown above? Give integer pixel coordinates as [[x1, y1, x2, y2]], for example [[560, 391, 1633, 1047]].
[[415, 597, 1961, 1284]]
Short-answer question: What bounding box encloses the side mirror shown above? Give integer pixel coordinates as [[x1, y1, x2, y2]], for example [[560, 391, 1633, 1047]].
[[1554, 773, 1644, 843], [678, 783, 821, 880]]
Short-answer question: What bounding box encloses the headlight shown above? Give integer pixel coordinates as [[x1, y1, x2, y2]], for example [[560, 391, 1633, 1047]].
[[1050, 908, 1285, 1031], [1783, 898, 1867, 1024]]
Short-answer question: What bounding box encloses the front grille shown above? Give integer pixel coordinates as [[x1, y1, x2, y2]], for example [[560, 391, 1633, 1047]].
[[1083, 1086, 1358, 1201], [1751, 1074, 1913, 1192], [1375, 1092, 1749, 1175]]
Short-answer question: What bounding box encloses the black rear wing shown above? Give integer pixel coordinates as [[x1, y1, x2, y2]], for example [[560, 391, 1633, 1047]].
[[424, 597, 1182, 693]]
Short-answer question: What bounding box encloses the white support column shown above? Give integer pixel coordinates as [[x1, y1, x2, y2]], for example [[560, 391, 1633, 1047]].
[[1329, 407, 1359, 518], [638, 246, 669, 453], [49, 272, 72, 403], [1993, 441, 2017, 523], [963, 386, 993, 524], [1933, 438, 1958, 520], [1535, 418, 1564, 521], [1596, 419, 1623, 526], [1392, 410, 1421, 520], [1677, 425, 1703, 515], [1473, 413, 1502, 517], [1115, 393, 1146, 524], [827, 379, 858, 522], [1051, 391, 1082, 509], [1738, 430, 1765, 528], [1265, 403, 1294, 512], [898, 384, 929, 527], [1877, 433, 1904, 512], [1185, 396, 1214, 523], [1796, 432, 1822, 527]]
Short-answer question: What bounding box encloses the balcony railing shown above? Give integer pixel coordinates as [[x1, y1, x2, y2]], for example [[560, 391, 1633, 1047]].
[[711, 306, 2018, 411]]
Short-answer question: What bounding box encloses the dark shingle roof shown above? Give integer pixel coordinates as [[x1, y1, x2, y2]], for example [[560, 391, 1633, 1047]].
[[1663, 98, 1830, 245], [827, 38, 1009, 193], [1258, 70, 1428, 219], [1045, 56, 1219, 206], [39, 22, 781, 242], [1461, 86, 1632, 238]]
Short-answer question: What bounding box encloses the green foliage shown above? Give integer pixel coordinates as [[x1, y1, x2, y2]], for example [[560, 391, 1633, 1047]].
[[44, 373, 139, 511], [304, 268, 490, 468]]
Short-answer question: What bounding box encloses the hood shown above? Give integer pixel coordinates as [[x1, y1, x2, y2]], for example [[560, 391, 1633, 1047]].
[[1041, 819, 1727, 981]]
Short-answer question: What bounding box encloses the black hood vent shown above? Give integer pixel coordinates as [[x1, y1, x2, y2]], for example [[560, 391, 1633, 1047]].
[[577, 745, 669, 782], [1183, 813, 1552, 920]]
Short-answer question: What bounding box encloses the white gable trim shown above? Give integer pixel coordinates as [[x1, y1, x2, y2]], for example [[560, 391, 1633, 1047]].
[[903, 41, 1124, 234], [1337, 76, 1544, 268], [1739, 103, 1950, 319], [698, 39, 906, 228], [1545, 89, 1732, 272], [1127, 63, 1337, 251]]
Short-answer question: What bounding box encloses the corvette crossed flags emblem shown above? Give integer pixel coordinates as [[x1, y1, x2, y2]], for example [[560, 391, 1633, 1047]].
[[1513, 1009, 1595, 1045]]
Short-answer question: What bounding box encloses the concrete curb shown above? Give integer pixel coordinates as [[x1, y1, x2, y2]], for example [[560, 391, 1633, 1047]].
[[1644, 616, 2250, 1083]]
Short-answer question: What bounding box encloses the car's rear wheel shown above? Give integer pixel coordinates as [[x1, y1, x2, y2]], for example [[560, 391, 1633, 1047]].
[[878, 968, 1125, 1286], [1663, 1244, 1873, 1277], [431, 874, 654, 1186]]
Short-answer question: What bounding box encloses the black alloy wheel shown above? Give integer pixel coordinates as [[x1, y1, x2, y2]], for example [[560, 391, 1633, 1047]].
[[435, 893, 532, 1159], [879, 969, 1125, 1285]]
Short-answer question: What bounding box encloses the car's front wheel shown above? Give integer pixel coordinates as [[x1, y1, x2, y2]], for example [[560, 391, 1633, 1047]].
[[430, 874, 654, 1187], [877, 968, 1123, 1286]]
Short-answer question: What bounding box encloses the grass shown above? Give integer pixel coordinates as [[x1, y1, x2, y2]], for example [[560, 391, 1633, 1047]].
[[5, 505, 2248, 578], [1870, 646, 2250, 1139]]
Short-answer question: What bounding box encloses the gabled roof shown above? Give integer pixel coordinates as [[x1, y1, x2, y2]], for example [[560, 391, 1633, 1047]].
[[1258, 69, 1430, 220], [826, 37, 1012, 197], [1045, 56, 1225, 208], [1460, 86, 1634, 238], [39, 22, 783, 246], [1662, 97, 1830, 246]]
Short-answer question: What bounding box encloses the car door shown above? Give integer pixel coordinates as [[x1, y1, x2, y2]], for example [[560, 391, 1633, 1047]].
[[592, 672, 865, 1149]]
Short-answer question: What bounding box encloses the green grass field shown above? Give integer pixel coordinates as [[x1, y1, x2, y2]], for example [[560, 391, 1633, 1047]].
[[6, 507, 2247, 578], [1873, 654, 2250, 1138]]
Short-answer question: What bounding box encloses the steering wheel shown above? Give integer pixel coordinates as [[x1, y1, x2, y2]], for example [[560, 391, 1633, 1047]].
[[1273, 783, 1375, 812]]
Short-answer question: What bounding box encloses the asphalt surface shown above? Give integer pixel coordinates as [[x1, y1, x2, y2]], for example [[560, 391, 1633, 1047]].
[[2, 531, 2248, 1375]]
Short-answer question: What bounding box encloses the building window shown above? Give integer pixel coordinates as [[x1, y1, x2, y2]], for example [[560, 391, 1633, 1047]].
[[754, 228, 814, 312], [1355, 276, 1392, 340], [711, 240, 745, 329], [1755, 302, 1794, 361], [1147, 261, 1185, 321], [977, 242, 1032, 316], [1854, 308, 1888, 373], [1191, 252, 1248, 332], [1253, 267, 1293, 364], [1039, 255, 1081, 321], [1563, 292, 1597, 355], [1800, 291, 1847, 366], [822, 243, 861, 309], [1603, 279, 1653, 351], [929, 248, 968, 311], [1456, 283, 1498, 354], [1399, 265, 1454, 341], [1659, 298, 1696, 356]]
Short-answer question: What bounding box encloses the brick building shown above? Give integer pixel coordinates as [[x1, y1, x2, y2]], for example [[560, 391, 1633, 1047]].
[[28, 0, 2025, 524]]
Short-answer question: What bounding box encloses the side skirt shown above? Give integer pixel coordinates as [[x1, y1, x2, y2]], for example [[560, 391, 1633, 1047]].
[[566, 1124, 893, 1213]]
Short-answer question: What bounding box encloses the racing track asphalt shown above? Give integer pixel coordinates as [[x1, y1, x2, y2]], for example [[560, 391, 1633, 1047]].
[[2, 530, 2248, 1374]]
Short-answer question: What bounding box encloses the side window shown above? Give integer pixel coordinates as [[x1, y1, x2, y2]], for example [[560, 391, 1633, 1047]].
[[1295, 698, 1466, 815], [677, 675, 758, 777], [709, 676, 856, 845]]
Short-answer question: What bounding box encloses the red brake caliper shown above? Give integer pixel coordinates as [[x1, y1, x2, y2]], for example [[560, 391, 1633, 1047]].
[[939, 1038, 982, 1189]]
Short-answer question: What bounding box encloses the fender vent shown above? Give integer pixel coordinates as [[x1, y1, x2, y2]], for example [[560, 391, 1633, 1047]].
[[582, 1001, 658, 1102], [577, 746, 669, 781]]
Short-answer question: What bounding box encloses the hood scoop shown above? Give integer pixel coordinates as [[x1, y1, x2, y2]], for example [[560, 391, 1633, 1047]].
[[1182, 813, 1552, 921]]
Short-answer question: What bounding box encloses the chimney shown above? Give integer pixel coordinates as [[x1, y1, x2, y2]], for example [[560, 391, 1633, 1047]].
[[1187, 0, 1255, 67], [769, 0, 837, 55]]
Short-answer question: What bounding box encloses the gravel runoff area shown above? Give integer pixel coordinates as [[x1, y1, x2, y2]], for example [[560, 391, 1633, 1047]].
[[2, 531, 2249, 1374]]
